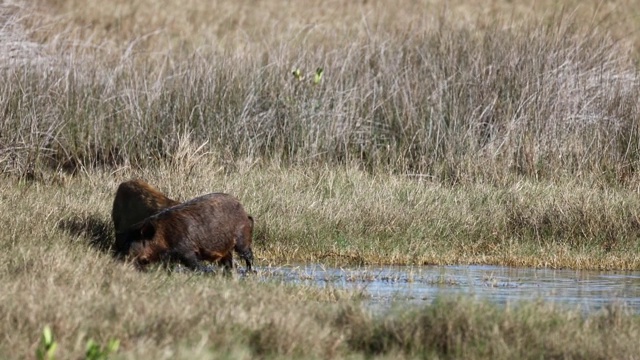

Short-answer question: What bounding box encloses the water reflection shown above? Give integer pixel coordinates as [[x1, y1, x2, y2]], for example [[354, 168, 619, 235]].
[[260, 264, 640, 312]]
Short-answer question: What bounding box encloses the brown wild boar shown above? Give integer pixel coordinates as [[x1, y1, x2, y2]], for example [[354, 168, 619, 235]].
[[120, 193, 254, 272], [111, 179, 180, 257]]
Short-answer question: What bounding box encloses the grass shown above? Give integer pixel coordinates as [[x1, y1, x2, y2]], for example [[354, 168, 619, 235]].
[[2, 164, 640, 358], [4, 0, 640, 184], [3, 0, 640, 358], [6, 161, 640, 270]]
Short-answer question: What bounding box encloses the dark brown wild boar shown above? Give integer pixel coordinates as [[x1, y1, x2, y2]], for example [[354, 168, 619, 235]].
[[111, 179, 180, 257], [121, 193, 254, 272]]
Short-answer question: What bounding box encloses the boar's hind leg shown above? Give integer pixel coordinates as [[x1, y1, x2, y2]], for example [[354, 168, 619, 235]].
[[237, 248, 253, 272], [235, 228, 254, 272]]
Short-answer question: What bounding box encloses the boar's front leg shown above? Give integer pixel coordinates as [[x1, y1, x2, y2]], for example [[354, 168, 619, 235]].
[[166, 247, 211, 273], [218, 252, 234, 275]]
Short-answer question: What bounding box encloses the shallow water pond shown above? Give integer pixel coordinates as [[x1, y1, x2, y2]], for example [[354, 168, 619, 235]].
[[259, 264, 640, 312]]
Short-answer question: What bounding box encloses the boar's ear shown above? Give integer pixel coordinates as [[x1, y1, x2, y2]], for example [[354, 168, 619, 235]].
[[140, 223, 156, 238]]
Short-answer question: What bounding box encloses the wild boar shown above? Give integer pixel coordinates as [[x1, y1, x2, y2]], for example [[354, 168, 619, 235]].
[[121, 193, 254, 272], [111, 179, 179, 257]]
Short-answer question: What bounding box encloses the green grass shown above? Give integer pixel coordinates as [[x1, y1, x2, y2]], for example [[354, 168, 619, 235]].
[[2, 165, 640, 357], [3, 0, 640, 358], [5, 162, 640, 270]]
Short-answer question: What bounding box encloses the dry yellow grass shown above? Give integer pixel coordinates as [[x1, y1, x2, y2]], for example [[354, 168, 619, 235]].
[[3, 0, 640, 183], [2, 166, 640, 358]]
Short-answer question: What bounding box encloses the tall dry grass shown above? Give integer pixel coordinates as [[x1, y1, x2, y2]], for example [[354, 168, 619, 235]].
[[2, 0, 640, 185]]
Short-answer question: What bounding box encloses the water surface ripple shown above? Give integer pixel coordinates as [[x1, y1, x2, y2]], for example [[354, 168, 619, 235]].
[[260, 264, 640, 312]]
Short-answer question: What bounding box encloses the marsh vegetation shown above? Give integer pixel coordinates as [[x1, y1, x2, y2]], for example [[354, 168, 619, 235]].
[[3, 0, 640, 358]]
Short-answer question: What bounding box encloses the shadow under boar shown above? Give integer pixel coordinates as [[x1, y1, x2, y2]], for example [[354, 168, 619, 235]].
[[111, 179, 180, 257], [121, 193, 254, 272]]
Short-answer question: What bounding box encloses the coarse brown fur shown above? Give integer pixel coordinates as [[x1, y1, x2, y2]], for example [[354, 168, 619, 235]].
[[121, 193, 254, 272], [111, 179, 179, 257]]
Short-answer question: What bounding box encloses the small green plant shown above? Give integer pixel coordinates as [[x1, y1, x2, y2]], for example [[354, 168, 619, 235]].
[[291, 67, 324, 85], [85, 338, 120, 360], [291, 68, 304, 81], [35, 326, 119, 360], [313, 67, 323, 85], [36, 325, 58, 360]]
